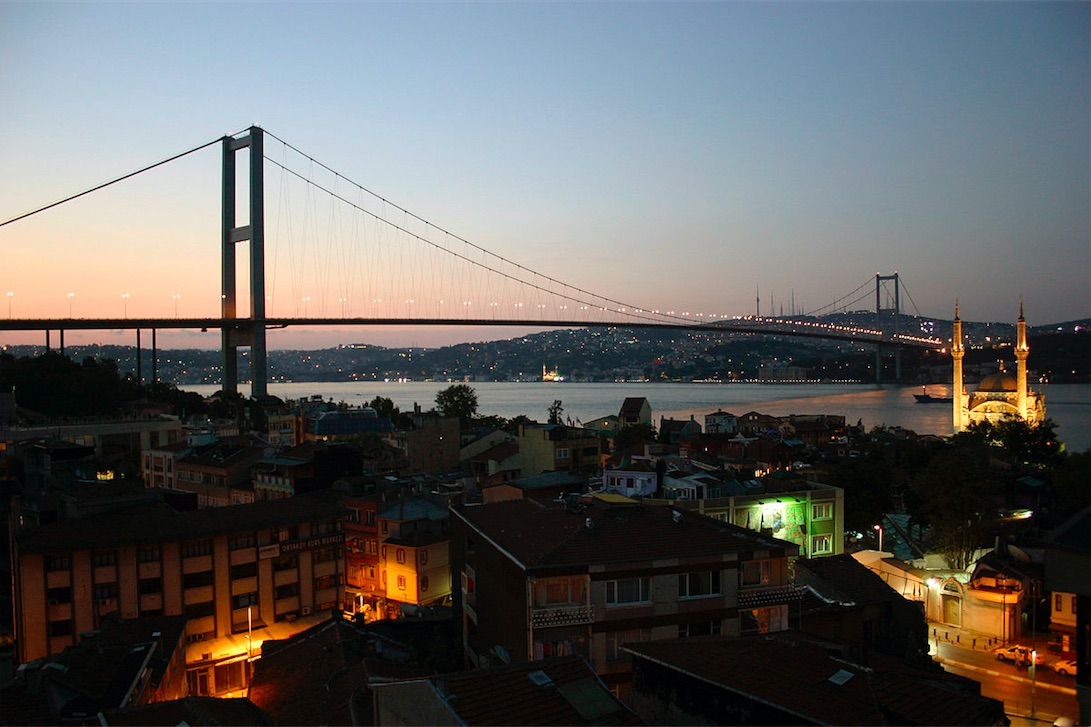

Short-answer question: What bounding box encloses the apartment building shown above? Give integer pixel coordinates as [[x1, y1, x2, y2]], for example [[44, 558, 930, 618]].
[[516, 423, 602, 477], [450, 494, 800, 696], [11, 488, 348, 696]]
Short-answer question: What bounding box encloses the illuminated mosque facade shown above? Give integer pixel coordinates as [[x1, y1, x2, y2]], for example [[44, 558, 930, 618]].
[[951, 302, 1046, 432]]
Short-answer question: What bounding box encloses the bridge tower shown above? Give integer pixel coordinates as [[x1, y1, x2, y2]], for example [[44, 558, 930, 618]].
[[874, 273, 902, 383], [221, 126, 268, 398]]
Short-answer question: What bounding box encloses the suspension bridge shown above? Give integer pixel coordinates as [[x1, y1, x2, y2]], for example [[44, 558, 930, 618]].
[[0, 126, 943, 396]]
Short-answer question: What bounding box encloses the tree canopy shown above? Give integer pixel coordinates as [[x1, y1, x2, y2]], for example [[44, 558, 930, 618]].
[[434, 384, 478, 427]]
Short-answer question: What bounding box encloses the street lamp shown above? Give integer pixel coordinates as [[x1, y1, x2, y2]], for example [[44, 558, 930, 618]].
[[1030, 649, 1037, 719], [6, 291, 12, 319], [873, 523, 884, 553], [122, 293, 129, 318], [172, 294, 181, 317], [302, 296, 311, 317], [66, 292, 75, 318]]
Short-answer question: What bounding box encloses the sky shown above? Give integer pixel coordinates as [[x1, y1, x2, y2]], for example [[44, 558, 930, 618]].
[[1, 1, 1087, 350]]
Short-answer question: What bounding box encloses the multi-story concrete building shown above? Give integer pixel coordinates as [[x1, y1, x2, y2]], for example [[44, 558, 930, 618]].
[[450, 494, 800, 696], [11, 488, 348, 696], [516, 423, 602, 477]]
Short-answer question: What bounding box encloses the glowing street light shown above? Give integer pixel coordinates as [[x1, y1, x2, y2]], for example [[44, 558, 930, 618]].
[[121, 293, 130, 318], [67, 292, 75, 318], [873, 523, 884, 553], [172, 293, 181, 317], [301, 296, 311, 317], [6, 291, 12, 319]]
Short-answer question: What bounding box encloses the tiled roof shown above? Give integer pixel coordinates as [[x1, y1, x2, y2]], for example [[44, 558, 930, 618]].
[[454, 498, 793, 570], [437, 655, 642, 725], [623, 634, 1005, 726], [248, 616, 369, 726], [794, 555, 902, 606], [16, 488, 347, 552]]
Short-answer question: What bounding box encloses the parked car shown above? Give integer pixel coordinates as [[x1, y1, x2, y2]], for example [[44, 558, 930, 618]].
[[993, 645, 1045, 665], [1051, 659, 1078, 676]]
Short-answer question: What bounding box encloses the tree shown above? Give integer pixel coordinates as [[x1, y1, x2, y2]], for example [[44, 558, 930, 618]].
[[910, 447, 997, 570], [615, 423, 657, 452], [435, 384, 478, 427], [829, 452, 894, 537], [547, 399, 564, 425]]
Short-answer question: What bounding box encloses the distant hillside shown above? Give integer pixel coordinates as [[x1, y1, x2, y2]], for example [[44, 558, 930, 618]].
[[2, 316, 1087, 387]]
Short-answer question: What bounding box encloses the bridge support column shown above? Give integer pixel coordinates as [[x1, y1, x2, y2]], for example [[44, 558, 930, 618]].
[[221, 126, 267, 399], [875, 273, 902, 384]]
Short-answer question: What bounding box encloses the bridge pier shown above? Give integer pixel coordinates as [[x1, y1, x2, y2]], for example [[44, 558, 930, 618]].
[[221, 126, 267, 399]]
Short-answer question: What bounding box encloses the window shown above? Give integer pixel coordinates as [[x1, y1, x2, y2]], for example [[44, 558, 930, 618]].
[[679, 571, 722, 598], [275, 582, 300, 600], [182, 540, 212, 558], [605, 577, 651, 605], [230, 533, 256, 550], [1073, 595, 1078, 614], [396, 548, 406, 564], [364, 510, 376, 527], [741, 560, 771, 587], [678, 620, 722, 638], [47, 586, 72, 604], [315, 547, 341, 563], [138, 577, 162, 595], [185, 601, 215, 619], [230, 562, 258, 580], [555, 447, 570, 460], [397, 575, 406, 590], [49, 619, 74, 638], [812, 502, 833, 520], [231, 592, 258, 610], [1056, 594, 1063, 611], [419, 550, 428, 566], [346, 507, 361, 524], [94, 582, 118, 600], [45, 554, 70, 571], [92, 550, 117, 568], [183, 571, 214, 589], [606, 628, 650, 661], [273, 553, 298, 572], [811, 534, 833, 555], [137, 545, 161, 563], [421, 575, 430, 592], [274, 527, 298, 544], [315, 574, 342, 590]]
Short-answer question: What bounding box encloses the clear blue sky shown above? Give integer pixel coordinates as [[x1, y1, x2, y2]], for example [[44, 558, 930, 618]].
[[1, 1, 1087, 349]]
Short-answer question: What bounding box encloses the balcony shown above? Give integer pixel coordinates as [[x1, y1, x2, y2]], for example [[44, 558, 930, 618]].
[[737, 583, 806, 609], [531, 603, 595, 628]]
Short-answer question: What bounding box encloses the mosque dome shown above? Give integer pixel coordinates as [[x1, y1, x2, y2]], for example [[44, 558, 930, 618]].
[[976, 372, 1018, 393]]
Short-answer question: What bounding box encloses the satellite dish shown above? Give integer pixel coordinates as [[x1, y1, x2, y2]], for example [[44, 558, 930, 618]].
[[1007, 544, 1031, 563]]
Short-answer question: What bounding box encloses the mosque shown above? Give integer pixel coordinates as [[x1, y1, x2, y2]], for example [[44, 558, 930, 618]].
[[951, 302, 1046, 432]]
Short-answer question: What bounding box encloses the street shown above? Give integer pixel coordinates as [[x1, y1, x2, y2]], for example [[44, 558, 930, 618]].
[[933, 640, 1078, 725]]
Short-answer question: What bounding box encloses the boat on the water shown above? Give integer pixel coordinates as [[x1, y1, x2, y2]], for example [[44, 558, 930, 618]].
[[914, 386, 953, 404]]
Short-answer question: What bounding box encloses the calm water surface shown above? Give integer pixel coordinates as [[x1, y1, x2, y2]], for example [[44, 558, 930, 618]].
[[183, 381, 1091, 453]]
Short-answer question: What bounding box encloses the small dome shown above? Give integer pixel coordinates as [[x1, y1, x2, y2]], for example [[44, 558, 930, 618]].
[[976, 373, 1017, 392]]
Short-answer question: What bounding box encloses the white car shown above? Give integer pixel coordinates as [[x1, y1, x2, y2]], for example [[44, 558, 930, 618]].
[[1051, 659, 1078, 676], [993, 645, 1045, 665]]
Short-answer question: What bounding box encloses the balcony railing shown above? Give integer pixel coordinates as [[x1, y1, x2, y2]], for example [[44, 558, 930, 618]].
[[531, 603, 595, 628], [737, 583, 806, 609]]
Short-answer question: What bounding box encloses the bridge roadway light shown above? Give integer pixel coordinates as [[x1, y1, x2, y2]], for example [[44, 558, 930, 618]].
[[122, 293, 129, 318], [301, 297, 311, 317], [67, 292, 75, 318], [172, 294, 181, 317], [6, 291, 12, 319]]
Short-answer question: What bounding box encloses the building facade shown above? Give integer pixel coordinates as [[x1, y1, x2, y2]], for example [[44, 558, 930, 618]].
[[450, 495, 800, 696], [11, 489, 348, 697]]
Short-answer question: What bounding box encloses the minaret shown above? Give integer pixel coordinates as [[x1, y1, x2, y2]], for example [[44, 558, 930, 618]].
[[1015, 300, 1029, 421], [952, 301, 965, 433]]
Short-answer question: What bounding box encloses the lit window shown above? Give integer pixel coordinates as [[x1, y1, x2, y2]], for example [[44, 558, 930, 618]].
[[679, 571, 722, 598], [812, 534, 833, 555], [812, 502, 833, 520], [397, 575, 406, 590]]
